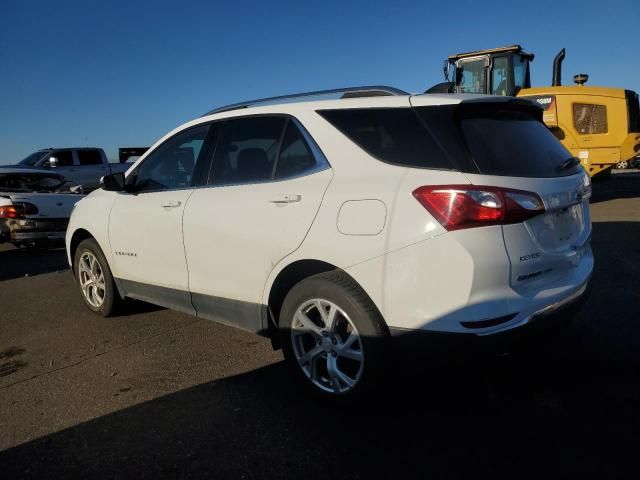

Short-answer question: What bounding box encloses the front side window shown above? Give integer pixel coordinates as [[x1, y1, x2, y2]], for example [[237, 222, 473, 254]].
[[209, 117, 286, 185], [573, 103, 608, 134], [133, 124, 210, 192], [46, 150, 74, 167], [491, 57, 509, 96], [77, 150, 102, 166]]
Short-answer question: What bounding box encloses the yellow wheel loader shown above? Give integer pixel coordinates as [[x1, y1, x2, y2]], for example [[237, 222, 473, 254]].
[[428, 45, 640, 176]]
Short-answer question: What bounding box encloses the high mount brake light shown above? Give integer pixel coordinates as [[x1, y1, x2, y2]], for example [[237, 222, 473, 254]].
[[412, 185, 545, 231]]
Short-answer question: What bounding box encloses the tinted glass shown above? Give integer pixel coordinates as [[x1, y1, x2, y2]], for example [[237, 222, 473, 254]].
[[19, 151, 49, 166], [274, 122, 318, 179], [134, 124, 209, 192], [47, 150, 74, 167], [77, 150, 103, 165], [318, 108, 452, 170], [0, 173, 66, 193], [209, 116, 285, 185], [456, 109, 578, 177]]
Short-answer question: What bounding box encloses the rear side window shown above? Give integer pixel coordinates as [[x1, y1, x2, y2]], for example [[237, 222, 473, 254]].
[[318, 108, 452, 170], [573, 103, 608, 134], [209, 117, 286, 185], [77, 150, 102, 165]]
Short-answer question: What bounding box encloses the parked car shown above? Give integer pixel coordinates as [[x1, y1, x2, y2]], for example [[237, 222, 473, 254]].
[[0, 169, 84, 247], [2, 147, 130, 191], [66, 87, 593, 397]]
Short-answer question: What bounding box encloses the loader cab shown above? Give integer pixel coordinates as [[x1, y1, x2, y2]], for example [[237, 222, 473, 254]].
[[447, 45, 533, 97]]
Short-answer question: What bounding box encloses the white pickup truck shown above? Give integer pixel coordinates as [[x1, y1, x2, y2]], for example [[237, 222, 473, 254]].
[[3, 148, 130, 191]]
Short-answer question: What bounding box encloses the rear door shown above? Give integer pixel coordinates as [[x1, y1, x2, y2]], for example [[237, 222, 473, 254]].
[[182, 116, 332, 331], [76, 149, 109, 189]]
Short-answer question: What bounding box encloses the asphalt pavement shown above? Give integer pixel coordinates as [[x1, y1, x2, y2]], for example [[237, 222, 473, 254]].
[[1, 173, 639, 479]]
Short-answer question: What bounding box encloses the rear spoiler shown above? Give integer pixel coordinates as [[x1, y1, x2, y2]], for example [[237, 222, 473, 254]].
[[456, 96, 544, 121], [118, 147, 149, 163]]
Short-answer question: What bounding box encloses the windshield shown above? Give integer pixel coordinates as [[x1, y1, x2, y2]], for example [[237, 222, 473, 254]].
[[19, 151, 49, 166], [0, 172, 78, 193]]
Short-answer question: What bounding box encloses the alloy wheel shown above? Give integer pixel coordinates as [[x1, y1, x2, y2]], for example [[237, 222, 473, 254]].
[[78, 252, 106, 308], [290, 298, 364, 394]]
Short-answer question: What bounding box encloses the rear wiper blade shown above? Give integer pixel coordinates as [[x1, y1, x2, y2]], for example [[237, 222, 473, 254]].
[[560, 157, 581, 170]]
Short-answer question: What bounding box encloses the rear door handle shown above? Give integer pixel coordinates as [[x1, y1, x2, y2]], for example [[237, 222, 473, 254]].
[[161, 200, 182, 208], [269, 194, 301, 204]]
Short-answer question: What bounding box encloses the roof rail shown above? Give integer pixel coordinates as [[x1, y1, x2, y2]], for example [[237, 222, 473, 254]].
[[202, 85, 409, 116]]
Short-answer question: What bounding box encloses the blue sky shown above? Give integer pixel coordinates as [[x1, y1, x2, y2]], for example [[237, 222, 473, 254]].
[[1, 0, 638, 163]]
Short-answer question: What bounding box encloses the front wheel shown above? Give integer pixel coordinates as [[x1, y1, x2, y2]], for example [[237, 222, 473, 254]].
[[74, 238, 121, 317], [279, 271, 388, 397]]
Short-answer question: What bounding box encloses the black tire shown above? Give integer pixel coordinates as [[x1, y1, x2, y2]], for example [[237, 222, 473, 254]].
[[279, 270, 388, 397], [73, 238, 121, 317]]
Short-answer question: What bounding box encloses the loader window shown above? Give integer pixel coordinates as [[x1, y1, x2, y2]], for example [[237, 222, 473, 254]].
[[491, 57, 509, 96], [458, 59, 487, 94]]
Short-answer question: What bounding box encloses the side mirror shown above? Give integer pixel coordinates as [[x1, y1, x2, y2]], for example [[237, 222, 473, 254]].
[[48, 157, 58, 168], [100, 172, 126, 191]]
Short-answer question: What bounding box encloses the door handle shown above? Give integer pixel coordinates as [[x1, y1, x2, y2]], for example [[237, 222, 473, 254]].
[[161, 200, 182, 208], [269, 194, 301, 204]]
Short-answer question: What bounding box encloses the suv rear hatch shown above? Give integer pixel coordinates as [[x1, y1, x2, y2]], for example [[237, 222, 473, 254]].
[[318, 96, 592, 291], [411, 96, 592, 290]]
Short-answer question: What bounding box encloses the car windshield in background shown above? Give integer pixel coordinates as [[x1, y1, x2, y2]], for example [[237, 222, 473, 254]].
[[0, 173, 74, 193], [18, 151, 49, 166], [319, 105, 581, 178]]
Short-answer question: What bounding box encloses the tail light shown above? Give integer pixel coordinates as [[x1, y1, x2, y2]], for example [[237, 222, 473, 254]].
[[0, 202, 39, 219], [412, 185, 545, 231]]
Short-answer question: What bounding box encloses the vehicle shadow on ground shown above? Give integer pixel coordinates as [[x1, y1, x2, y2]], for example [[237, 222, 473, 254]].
[[1, 220, 639, 479], [0, 245, 69, 281]]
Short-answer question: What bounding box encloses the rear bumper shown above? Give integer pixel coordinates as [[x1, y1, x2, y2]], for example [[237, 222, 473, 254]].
[[389, 277, 590, 354], [0, 218, 68, 245]]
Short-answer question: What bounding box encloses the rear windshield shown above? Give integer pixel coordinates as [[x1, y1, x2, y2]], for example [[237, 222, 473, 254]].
[[0, 173, 73, 193], [318, 105, 580, 178]]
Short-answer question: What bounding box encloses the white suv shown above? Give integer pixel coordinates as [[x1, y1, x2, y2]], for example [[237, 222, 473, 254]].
[[66, 86, 593, 396]]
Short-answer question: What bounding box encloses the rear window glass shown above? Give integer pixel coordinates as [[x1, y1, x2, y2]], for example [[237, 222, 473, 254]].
[[0, 173, 66, 193], [451, 108, 579, 177], [317, 108, 452, 170], [320, 105, 577, 178], [77, 150, 103, 165]]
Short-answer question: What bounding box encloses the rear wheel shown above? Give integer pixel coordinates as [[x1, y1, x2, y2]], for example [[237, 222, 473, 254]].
[[279, 271, 388, 397], [74, 238, 121, 317]]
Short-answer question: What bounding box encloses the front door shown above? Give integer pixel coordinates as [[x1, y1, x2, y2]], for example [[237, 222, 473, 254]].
[[108, 123, 211, 314]]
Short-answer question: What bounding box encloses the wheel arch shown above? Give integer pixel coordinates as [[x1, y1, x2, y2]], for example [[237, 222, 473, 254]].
[[266, 259, 388, 348], [69, 228, 95, 273]]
